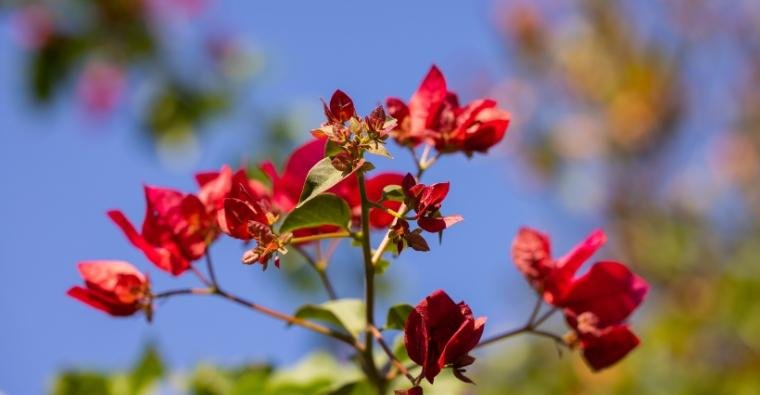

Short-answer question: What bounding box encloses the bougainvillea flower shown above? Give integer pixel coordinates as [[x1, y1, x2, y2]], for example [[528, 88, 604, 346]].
[[566, 313, 641, 371], [260, 138, 404, 229], [511, 227, 606, 304], [67, 260, 150, 317], [561, 261, 648, 327], [217, 192, 273, 241], [511, 227, 648, 370], [386, 65, 511, 154], [108, 186, 215, 276], [404, 289, 486, 384], [402, 173, 463, 233], [195, 166, 269, 215], [323, 89, 356, 124], [215, 176, 288, 269]]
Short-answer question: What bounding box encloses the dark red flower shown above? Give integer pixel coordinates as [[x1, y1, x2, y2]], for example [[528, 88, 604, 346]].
[[67, 260, 151, 317], [195, 166, 270, 215], [395, 387, 423, 395], [402, 173, 463, 233], [322, 89, 356, 124], [217, 195, 272, 241], [511, 227, 649, 370], [386, 65, 511, 154], [572, 322, 641, 371], [214, 175, 287, 269], [511, 227, 606, 304], [561, 261, 649, 327], [404, 290, 486, 384], [108, 186, 215, 276]]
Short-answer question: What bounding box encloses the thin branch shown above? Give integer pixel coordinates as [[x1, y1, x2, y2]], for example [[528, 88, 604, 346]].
[[532, 307, 558, 328], [369, 325, 416, 385], [294, 245, 338, 300], [205, 254, 219, 289], [153, 287, 213, 298], [290, 231, 351, 244], [190, 266, 211, 287], [475, 325, 531, 349], [153, 287, 361, 348], [526, 294, 543, 325]]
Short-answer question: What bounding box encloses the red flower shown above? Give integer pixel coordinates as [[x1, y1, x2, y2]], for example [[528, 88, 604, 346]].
[[67, 260, 150, 317], [511, 227, 606, 304], [386, 65, 511, 154], [217, 171, 275, 240], [322, 89, 356, 124], [195, 166, 269, 215], [395, 387, 423, 395], [402, 173, 463, 233], [571, 322, 641, 371], [108, 186, 215, 276], [561, 261, 648, 370], [561, 261, 648, 327], [404, 290, 486, 384], [511, 227, 649, 370]]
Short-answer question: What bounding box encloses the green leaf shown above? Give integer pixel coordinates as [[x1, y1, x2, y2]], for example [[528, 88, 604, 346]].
[[381, 185, 405, 202], [128, 344, 164, 395], [325, 139, 343, 158], [266, 352, 363, 395], [298, 158, 351, 206], [52, 371, 111, 395], [280, 194, 351, 234], [294, 299, 366, 339], [385, 304, 414, 330], [375, 258, 391, 275]]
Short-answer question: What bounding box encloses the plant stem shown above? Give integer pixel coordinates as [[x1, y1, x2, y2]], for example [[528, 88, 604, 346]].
[[532, 307, 558, 328], [205, 254, 219, 289], [475, 312, 565, 349], [370, 147, 439, 266], [190, 266, 212, 287], [290, 231, 351, 244], [153, 287, 360, 348], [357, 171, 384, 393], [153, 287, 213, 298], [369, 325, 416, 385], [294, 245, 338, 300]]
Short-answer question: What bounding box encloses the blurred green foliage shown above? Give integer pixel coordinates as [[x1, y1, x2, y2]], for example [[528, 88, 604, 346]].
[[8, 0, 257, 147]]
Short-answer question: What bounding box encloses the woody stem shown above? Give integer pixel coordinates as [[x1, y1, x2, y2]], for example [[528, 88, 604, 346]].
[[153, 287, 360, 348], [357, 171, 385, 392], [369, 325, 416, 385], [205, 253, 219, 289], [475, 306, 563, 349], [290, 231, 351, 244]]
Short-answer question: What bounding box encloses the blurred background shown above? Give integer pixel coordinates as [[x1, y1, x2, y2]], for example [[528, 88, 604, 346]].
[[1, 0, 759, 394]]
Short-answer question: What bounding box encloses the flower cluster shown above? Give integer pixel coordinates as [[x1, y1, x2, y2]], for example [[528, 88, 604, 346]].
[[512, 227, 649, 370], [67, 65, 646, 394], [387, 65, 511, 155]]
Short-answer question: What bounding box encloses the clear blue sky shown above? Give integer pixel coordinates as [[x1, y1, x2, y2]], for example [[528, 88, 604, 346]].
[[0, 1, 598, 393]]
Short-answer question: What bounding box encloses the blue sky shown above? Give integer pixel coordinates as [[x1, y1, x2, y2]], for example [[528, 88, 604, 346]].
[[0, 1, 600, 393]]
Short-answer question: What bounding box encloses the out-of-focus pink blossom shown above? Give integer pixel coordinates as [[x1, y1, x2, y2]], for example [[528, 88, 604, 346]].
[[10, 5, 55, 49], [77, 61, 126, 115]]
